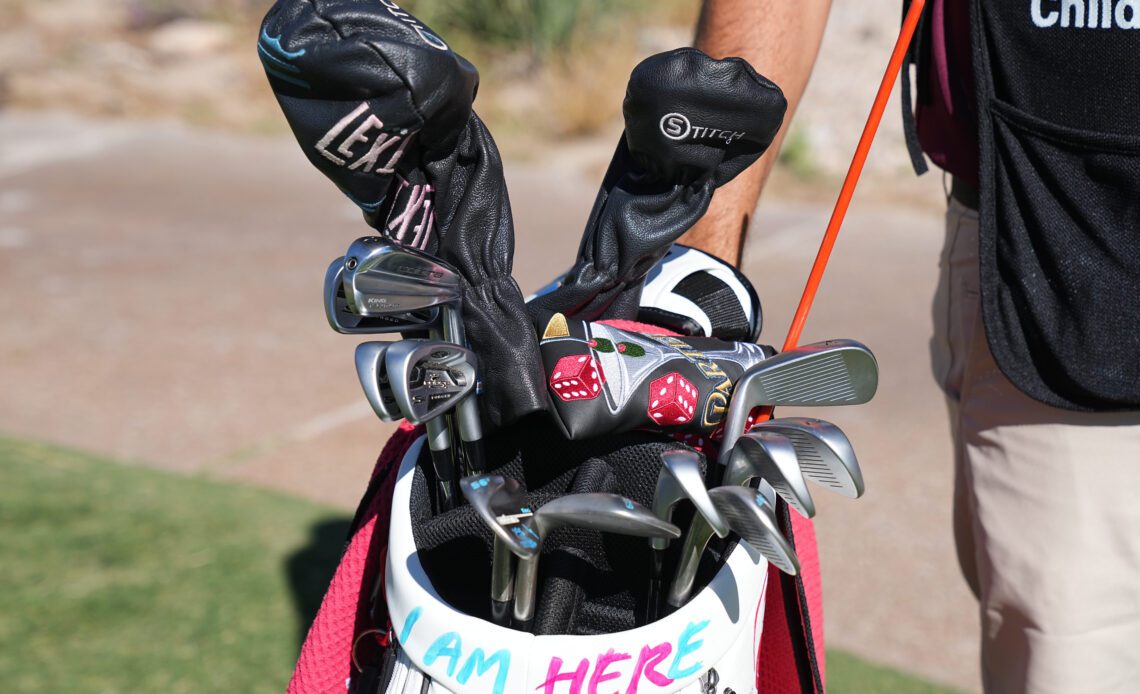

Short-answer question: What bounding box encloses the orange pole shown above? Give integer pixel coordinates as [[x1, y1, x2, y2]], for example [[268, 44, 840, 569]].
[[782, 0, 928, 352], [751, 0, 926, 427]]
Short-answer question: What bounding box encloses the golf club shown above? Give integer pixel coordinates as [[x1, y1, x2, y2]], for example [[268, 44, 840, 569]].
[[344, 237, 480, 476], [341, 237, 463, 325], [751, 417, 864, 498], [726, 431, 815, 518], [324, 257, 439, 335], [646, 449, 729, 622], [459, 474, 537, 626], [354, 342, 402, 421], [715, 339, 877, 483], [385, 339, 485, 476], [513, 493, 679, 632], [666, 485, 799, 609]]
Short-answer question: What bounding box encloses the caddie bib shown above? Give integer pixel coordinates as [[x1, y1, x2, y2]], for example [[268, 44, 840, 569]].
[[972, 0, 1140, 410]]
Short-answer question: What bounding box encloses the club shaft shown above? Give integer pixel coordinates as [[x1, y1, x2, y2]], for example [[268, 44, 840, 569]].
[[513, 556, 538, 630], [425, 418, 455, 511], [441, 305, 486, 477], [665, 515, 717, 608], [457, 396, 485, 474], [491, 538, 513, 626], [646, 548, 665, 623]]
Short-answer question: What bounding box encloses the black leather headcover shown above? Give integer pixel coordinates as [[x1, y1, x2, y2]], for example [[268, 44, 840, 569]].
[[260, 0, 547, 429], [425, 113, 550, 427], [528, 48, 787, 322], [259, 0, 478, 220]]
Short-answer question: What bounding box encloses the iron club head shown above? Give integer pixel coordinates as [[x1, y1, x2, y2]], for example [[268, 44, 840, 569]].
[[719, 339, 878, 465], [342, 237, 462, 317], [665, 484, 800, 609], [354, 342, 402, 422], [709, 485, 800, 576], [384, 340, 478, 426], [324, 257, 438, 334]]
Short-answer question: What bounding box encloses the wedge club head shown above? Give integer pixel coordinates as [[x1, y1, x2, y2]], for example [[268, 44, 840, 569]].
[[726, 431, 815, 518], [752, 417, 864, 498], [647, 449, 728, 622], [653, 450, 729, 550], [719, 339, 878, 464], [666, 485, 799, 608], [460, 475, 537, 625], [354, 342, 401, 421], [513, 494, 679, 630]]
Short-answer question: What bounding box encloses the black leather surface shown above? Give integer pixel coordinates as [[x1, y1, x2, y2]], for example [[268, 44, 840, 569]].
[[260, 0, 478, 212], [528, 48, 787, 323], [260, 0, 547, 427]]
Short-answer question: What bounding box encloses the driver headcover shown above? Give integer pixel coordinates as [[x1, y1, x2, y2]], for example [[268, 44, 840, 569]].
[[260, 0, 549, 428], [528, 48, 787, 322]]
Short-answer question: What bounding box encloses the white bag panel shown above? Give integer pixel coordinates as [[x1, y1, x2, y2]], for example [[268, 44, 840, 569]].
[[387, 436, 769, 694]]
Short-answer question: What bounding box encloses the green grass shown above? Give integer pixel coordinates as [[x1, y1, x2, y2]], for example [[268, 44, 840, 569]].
[[829, 651, 966, 693], [0, 437, 965, 693], [0, 437, 350, 693]]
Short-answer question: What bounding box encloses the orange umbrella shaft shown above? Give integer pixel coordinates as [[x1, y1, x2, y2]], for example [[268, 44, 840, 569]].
[[752, 0, 927, 426], [781, 0, 928, 353]]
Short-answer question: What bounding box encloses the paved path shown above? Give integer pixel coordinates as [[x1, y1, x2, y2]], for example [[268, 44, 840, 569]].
[[0, 112, 978, 691]]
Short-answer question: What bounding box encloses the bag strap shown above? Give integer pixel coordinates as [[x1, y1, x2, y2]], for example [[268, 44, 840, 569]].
[[900, 0, 932, 176]]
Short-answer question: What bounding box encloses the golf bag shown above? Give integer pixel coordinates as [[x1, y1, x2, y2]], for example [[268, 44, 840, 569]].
[[260, 2, 829, 692], [287, 345, 826, 694]]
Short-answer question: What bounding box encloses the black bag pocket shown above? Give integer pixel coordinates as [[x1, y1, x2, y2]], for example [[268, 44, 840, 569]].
[[979, 97, 1140, 410]]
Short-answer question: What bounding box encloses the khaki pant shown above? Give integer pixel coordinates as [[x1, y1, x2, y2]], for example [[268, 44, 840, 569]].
[[931, 200, 1140, 693]]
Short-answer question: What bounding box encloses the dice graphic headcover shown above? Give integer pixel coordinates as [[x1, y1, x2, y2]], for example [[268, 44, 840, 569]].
[[536, 312, 774, 440]]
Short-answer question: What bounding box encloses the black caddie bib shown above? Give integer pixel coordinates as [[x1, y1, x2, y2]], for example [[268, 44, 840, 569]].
[[972, 0, 1140, 410]]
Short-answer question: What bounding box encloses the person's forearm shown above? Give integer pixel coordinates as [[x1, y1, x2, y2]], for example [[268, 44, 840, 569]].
[[679, 0, 832, 266]]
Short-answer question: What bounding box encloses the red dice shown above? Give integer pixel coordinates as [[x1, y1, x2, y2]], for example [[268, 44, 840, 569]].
[[648, 372, 697, 425], [550, 354, 605, 402]]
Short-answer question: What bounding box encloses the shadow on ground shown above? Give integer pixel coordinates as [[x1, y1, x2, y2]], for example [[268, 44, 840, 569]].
[[286, 517, 354, 649]]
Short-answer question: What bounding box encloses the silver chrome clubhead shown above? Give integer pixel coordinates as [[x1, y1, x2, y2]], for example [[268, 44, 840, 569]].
[[726, 431, 815, 519], [385, 340, 478, 425], [513, 494, 679, 630], [653, 450, 729, 550], [460, 475, 540, 560], [324, 258, 438, 334], [342, 237, 462, 317], [354, 342, 401, 421], [710, 486, 800, 576], [719, 339, 878, 464], [666, 485, 799, 608], [753, 417, 864, 498], [460, 475, 537, 626]]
